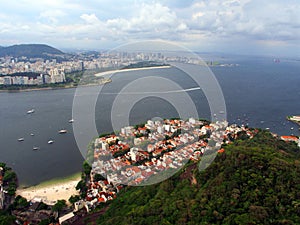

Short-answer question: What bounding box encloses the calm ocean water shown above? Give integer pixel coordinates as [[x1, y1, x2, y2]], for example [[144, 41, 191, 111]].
[[0, 55, 299, 186]]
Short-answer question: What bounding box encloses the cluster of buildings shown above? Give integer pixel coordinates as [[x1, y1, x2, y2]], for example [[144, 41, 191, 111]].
[[0, 57, 70, 85], [0, 69, 66, 86], [73, 179, 122, 213], [0, 50, 208, 86], [72, 119, 298, 221], [91, 118, 258, 186]]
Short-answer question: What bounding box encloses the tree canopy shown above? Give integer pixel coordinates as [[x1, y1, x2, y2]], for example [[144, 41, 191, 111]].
[[97, 131, 300, 225]]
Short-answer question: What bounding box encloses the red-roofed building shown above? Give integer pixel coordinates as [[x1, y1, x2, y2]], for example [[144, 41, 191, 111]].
[[98, 197, 105, 203], [135, 177, 144, 183], [281, 136, 299, 142], [218, 148, 225, 153]]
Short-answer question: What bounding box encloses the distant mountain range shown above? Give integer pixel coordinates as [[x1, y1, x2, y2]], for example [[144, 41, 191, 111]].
[[0, 44, 66, 59]]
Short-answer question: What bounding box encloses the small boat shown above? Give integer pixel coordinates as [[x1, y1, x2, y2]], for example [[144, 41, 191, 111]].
[[30, 133, 34, 136], [18, 138, 24, 142], [291, 127, 294, 130], [33, 147, 40, 151], [59, 129, 67, 134], [48, 140, 54, 144], [27, 109, 35, 114], [266, 128, 270, 130], [69, 119, 74, 123]]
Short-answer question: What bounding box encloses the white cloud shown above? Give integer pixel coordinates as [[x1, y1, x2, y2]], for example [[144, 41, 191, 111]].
[[0, 0, 299, 55], [106, 3, 187, 34], [39, 9, 66, 24], [80, 14, 101, 24]]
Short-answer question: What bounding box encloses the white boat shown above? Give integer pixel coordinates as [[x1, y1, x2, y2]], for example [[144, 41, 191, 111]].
[[33, 147, 40, 151], [27, 109, 35, 114], [30, 133, 34, 136], [59, 129, 67, 134], [69, 119, 74, 123], [48, 140, 54, 144], [18, 138, 24, 142]]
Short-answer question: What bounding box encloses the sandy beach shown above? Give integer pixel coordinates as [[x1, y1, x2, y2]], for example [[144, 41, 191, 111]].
[[94, 65, 171, 77], [16, 174, 81, 205]]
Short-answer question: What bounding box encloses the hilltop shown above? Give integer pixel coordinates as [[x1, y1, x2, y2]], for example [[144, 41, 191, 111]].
[[0, 44, 66, 59], [1, 129, 300, 224], [96, 131, 300, 225]]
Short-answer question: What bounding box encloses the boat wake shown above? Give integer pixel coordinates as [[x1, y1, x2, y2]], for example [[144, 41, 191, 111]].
[[100, 87, 201, 95]]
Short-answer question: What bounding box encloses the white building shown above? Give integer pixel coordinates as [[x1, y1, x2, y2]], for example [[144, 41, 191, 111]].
[[49, 68, 66, 83]]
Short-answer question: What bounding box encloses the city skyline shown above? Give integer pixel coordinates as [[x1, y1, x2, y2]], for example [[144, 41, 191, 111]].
[[0, 0, 300, 57]]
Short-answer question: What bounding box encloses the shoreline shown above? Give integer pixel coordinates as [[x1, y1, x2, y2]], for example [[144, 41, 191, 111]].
[[16, 172, 81, 205], [287, 115, 300, 128], [0, 85, 77, 93], [0, 78, 112, 93], [0, 66, 169, 93], [95, 65, 171, 77]]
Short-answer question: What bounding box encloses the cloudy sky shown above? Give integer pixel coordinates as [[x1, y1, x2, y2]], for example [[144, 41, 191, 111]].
[[0, 0, 299, 56]]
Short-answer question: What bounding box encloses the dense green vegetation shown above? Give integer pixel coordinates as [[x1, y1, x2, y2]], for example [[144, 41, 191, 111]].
[[121, 61, 169, 70], [0, 163, 18, 224], [52, 200, 67, 213], [96, 131, 300, 225], [0, 163, 17, 196], [0, 72, 41, 78], [0, 44, 65, 59], [0, 211, 14, 225]]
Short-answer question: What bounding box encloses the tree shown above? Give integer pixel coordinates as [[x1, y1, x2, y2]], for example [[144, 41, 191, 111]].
[[52, 200, 66, 213], [3, 170, 16, 182], [94, 173, 105, 181], [39, 219, 51, 225], [69, 195, 80, 204], [0, 215, 15, 225], [83, 161, 92, 175], [13, 195, 29, 209]]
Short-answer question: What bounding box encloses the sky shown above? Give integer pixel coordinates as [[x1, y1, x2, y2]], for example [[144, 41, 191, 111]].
[[0, 0, 299, 57]]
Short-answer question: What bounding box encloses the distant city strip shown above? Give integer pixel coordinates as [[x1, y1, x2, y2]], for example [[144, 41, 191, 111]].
[[0, 44, 232, 87]]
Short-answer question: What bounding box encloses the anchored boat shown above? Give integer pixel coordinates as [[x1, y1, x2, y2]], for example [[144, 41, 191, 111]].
[[59, 129, 67, 134]]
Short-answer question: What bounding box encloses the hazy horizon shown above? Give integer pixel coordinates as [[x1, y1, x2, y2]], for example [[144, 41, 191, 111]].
[[0, 0, 299, 58]]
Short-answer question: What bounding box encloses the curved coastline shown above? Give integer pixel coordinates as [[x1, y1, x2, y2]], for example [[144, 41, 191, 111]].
[[287, 115, 300, 128], [0, 85, 76, 93], [0, 79, 112, 93], [94, 65, 171, 77], [0, 66, 169, 93]]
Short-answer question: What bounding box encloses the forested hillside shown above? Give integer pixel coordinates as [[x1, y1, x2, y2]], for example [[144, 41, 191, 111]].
[[97, 131, 300, 225]]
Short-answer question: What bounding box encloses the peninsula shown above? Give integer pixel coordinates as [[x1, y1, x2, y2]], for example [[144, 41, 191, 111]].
[[1, 117, 300, 224], [287, 115, 300, 127]]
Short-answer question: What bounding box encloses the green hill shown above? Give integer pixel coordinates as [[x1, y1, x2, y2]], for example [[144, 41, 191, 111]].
[[96, 131, 300, 225], [0, 44, 65, 59]]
